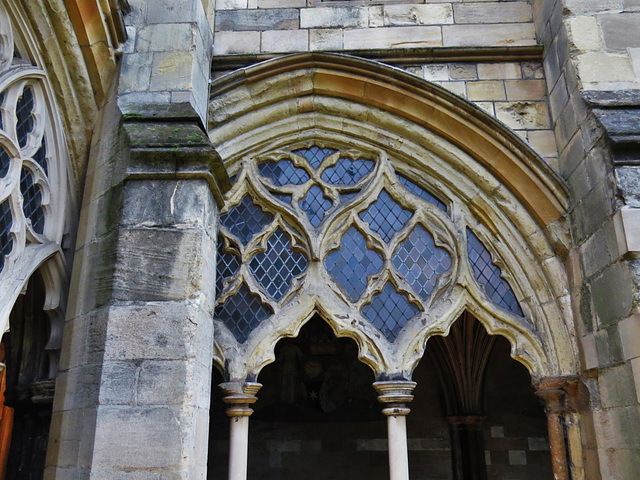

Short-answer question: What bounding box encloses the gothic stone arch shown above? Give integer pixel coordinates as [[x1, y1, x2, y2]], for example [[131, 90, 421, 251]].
[[208, 53, 578, 385]]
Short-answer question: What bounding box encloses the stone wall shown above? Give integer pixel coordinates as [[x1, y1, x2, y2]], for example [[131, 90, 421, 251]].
[[531, 0, 640, 477], [213, 0, 537, 54]]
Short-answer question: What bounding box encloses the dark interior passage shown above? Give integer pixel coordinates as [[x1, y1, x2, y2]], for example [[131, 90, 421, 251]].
[[208, 314, 553, 480]]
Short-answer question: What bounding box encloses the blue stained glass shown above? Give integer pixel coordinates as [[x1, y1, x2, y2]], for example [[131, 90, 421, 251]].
[[397, 173, 447, 212], [300, 185, 332, 228], [20, 168, 44, 234], [359, 190, 412, 243], [292, 146, 337, 169], [0, 146, 9, 178], [466, 229, 523, 316], [215, 283, 273, 343], [272, 192, 292, 205], [221, 195, 273, 245], [249, 227, 308, 300], [32, 137, 48, 175], [321, 158, 375, 185], [0, 91, 5, 131], [16, 86, 35, 148], [393, 225, 452, 300], [340, 191, 359, 203], [0, 199, 13, 272], [259, 160, 310, 186], [325, 227, 383, 301], [362, 282, 420, 342], [216, 239, 241, 297]]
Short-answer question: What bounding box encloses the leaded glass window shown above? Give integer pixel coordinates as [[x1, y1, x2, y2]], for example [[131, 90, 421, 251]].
[[466, 229, 523, 316], [0, 7, 60, 278], [215, 143, 459, 344]]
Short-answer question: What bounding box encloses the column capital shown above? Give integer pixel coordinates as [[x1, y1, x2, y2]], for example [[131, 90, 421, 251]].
[[534, 375, 580, 415], [373, 380, 416, 416], [220, 382, 262, 417]]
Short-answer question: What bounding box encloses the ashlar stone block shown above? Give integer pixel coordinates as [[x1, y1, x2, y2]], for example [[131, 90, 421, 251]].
[[344, 26, 442, 49], [300, 6, 368, 29], [382, 4, 453, 26]]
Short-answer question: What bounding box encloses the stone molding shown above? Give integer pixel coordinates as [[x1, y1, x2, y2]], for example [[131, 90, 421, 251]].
[[123, 105, 231, 207], [212, 45, 544, 72]]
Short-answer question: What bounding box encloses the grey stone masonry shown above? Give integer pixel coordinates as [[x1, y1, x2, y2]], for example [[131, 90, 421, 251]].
[[45, 99, 230, 479], [120, 0, 215, 123], [212, 1, 537, 55]]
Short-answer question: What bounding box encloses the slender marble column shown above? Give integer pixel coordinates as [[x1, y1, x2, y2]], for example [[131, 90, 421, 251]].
[[536, 385, 571, 480], [220, 382, 262, 480], [374, 381, 417, 480]]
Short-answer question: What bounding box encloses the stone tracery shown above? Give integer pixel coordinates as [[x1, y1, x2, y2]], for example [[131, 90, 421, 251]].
[[214, 141, 528, 373]]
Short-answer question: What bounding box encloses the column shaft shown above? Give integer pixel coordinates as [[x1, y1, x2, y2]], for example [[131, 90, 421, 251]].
[[387, 414, 410, 480], [228, 416, 250, 480]]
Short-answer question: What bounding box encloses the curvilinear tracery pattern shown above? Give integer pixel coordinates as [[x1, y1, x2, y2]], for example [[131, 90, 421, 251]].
[[215, 144, 524, 344], [0, 25, 53, 274]]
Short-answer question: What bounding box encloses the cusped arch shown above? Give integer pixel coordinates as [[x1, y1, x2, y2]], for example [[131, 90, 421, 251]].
[[209, 53, 577, 384]]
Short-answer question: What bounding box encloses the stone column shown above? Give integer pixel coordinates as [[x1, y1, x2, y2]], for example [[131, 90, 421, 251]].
[[536, 382, 571, 480], [374, 381, 416, 480], [220, 382, 261, 480]]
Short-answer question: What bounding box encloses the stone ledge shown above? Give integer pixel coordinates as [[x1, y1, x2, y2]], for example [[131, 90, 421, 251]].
[[211, 45, 544, 71]]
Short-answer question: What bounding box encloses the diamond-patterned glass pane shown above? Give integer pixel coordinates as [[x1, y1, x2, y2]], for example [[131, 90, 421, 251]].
[[0, 145, 9, 178], [32, 136, 47, 175], [216, 239, 241, 297], [300, 184, 332, 228], [292, 146, 337, 169], [0, 199, 13, 272], [340, 191, 358, 203], [221, 195, 273, 245], [466, 229, 523, 316], [321, 158, 374, 185], [393, 225, 452, 299], [359, 190, 412, 243], [16, 86, 34, 148], [397, 173, 447, 212], [249, 227, 308, 301], [259, 159, 310, 186], [362, 282, 420, 342], [20, 168, 44, 234], [325, 226, 383, 301], [215, 283, 273, 343]]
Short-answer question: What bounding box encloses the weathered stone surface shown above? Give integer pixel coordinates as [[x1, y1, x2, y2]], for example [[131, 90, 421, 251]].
[[213, 30, 261, 54], [300, 6, 368, 29], [477, 63, 522, 80], [453, 2, 532, 24], [383, 4, 453, 26], [309, 29, 342, 51], [591, 262, 634, 326], [494, 101, 550, 129], [598, 13, 640, 51], [616, 167, 640, 207], [215, 9, 299, 31], [344, 26, 442, 49], [262, 29, 308, 52], [467, 81, 506, 101], [443, 24, 536, 47]]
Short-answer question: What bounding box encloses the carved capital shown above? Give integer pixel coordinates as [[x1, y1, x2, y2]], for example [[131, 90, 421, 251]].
[[220, 382, 262, 417], [374, 380, 416, 416], [535, 375, 580, 415]]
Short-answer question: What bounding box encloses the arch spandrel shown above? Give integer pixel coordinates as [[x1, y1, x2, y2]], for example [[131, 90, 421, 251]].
[[209, 54, 578, 384]]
